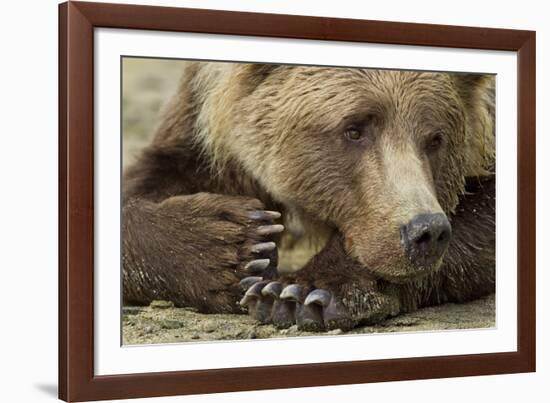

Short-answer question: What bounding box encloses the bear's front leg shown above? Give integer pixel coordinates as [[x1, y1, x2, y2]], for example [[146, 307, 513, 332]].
[[123, 192, 282, 313], [240, 233, 400, 331]]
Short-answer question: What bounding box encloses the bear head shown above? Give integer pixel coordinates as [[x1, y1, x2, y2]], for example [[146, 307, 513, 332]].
[[194, 63, 495, 282]]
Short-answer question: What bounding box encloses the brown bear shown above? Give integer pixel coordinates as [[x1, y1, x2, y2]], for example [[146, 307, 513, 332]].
[[122, 62, 495, 331]]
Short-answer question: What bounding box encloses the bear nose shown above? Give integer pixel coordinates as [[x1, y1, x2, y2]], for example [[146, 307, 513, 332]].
[[400, 213, 451, 268]]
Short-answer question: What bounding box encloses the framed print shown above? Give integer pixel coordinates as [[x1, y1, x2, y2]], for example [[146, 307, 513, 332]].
[[59, 1, 536, 401]]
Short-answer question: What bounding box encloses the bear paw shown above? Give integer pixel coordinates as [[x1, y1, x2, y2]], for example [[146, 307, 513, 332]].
[[239, 277, 399, 332]]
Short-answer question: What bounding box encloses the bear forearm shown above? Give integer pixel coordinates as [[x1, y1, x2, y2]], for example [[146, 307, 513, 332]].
[[121, 197, 219, 309], [436, 175, 496, 303]]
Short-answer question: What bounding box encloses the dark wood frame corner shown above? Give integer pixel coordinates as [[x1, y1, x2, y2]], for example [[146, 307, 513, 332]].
[[58, 1, 536, 401]]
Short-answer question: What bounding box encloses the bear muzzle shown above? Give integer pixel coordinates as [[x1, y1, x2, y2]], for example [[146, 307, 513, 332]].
[[400, 213, 452, 270]]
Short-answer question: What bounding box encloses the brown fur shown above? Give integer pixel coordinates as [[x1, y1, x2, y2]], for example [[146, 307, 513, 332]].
[[122, 62, 495, 322]]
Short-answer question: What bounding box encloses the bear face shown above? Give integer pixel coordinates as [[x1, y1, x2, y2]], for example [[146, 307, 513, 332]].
[[193, 64, 494, 282]]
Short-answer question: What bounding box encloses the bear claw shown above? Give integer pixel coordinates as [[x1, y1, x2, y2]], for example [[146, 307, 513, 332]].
[[239, 280, 267, 305], [239, 276, 262, 290], [280, 284, 306, 302], [250, 241, 277, 253], [256, 224, 285, 236], [244, 259, 270, 273], [248, 210, 281, 221], [240, 280, 355, 331], [304, 289, 331, 307], [261, 281, 283, 298]]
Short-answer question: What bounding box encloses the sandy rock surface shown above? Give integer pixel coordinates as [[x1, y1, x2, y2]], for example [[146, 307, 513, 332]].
[[122, 294, 495, 345]]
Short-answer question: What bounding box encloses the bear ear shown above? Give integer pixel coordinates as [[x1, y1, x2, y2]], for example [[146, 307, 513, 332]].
[[452, 73, 496, 177], [454, 73, 488, 86], [453, 73, 495, 106], [235, 63, 280, 92]]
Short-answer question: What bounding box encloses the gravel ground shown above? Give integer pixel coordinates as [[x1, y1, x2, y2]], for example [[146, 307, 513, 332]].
[[122, 294, 495, 345]]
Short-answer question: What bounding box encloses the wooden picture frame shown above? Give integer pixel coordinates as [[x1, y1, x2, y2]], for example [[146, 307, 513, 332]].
[[59, 1, 536, 401]]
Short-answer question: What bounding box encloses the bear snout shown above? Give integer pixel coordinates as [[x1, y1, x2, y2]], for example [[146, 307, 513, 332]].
[[400, 213, 452, 269]]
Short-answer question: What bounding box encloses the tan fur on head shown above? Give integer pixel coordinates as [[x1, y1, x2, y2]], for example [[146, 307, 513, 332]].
[[166, 62, 495, 281]]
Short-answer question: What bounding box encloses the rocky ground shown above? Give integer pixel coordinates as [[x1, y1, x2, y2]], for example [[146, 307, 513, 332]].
[[122, 294, 495, 345]]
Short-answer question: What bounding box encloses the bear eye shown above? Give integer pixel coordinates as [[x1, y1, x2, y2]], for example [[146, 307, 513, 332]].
[[342, 114, 379, 144], [344, 127, 363, 142], [425, 132, 444, 153]]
